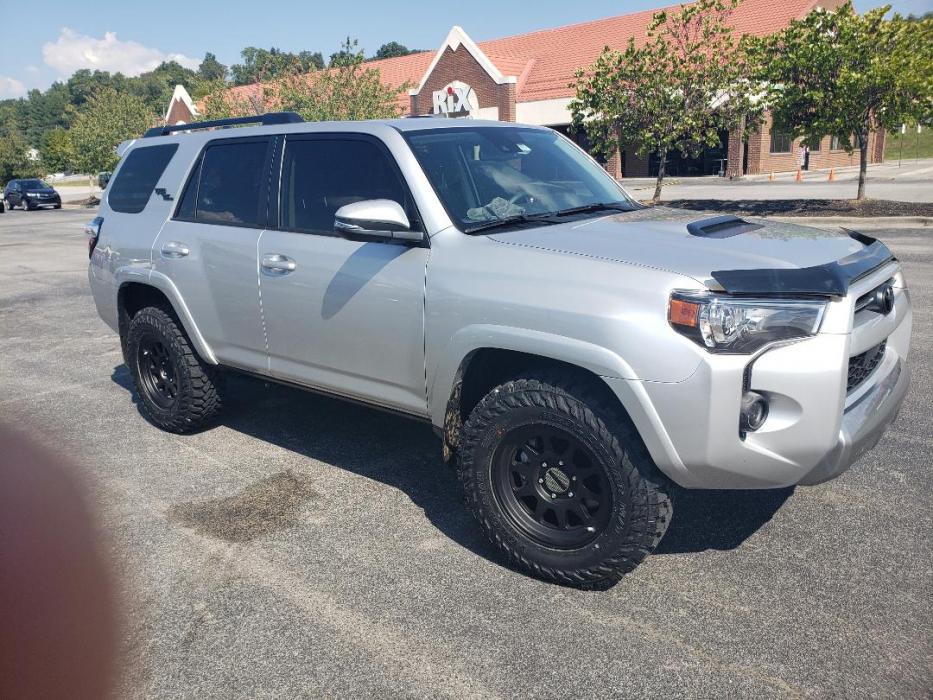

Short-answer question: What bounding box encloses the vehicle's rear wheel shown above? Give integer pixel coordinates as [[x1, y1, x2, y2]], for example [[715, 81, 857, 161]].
[[458, 371, 671, 587], [126, 306, 223, 433]]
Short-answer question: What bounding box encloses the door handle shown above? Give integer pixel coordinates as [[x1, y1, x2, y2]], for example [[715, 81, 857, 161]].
[[161, 241, 190, 258], [261, 253, 297, 275]]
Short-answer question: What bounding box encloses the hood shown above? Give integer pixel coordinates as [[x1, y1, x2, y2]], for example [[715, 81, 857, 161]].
[[487, 207, 888, 295], [25, 187, 57, 195]]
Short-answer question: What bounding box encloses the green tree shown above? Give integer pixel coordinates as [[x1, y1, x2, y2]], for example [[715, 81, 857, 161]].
[[203, 38, 407, 122], [66, 69, 128, 109], [373, 42, 414, 60], [198, 52, 227, 82], [69, 87, 155, 176], [571, 0, 761, 201], [298, 51, 325, 71], [39, 127, 76, 174], [753, 2, 932, 199], [230, 47, 322, 86], [279, 38, 408, 120], [0, 127, 38, 183]]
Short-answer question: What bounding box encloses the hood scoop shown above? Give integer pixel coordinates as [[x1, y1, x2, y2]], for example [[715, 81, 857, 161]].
[[686, 215, 764, 239]]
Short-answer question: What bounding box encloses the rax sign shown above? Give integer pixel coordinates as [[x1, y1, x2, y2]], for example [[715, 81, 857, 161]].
[[432, 81, 479, 115]]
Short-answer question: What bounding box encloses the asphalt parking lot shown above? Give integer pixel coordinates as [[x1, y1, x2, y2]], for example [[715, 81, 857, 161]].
[[1, 208, 931, 698]]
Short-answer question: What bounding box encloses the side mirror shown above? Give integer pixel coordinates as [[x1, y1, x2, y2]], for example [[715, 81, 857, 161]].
[[334, 199, 422, 244]]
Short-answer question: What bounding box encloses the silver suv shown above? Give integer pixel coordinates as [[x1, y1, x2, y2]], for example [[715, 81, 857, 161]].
[[88, 114, 912, 586]]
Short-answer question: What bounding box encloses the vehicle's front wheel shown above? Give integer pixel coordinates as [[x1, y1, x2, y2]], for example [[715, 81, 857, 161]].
[[458, 372, 671, 587], [126, 306, 223, 433]]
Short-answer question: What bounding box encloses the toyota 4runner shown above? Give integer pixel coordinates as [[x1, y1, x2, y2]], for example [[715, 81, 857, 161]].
[[88, 113, 912, 587]]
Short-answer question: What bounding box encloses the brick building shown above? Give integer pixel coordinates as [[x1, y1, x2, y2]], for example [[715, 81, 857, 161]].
[[172, 0, 884, 178]]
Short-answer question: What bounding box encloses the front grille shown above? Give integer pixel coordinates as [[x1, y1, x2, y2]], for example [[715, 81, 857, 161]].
[[847, 340, 886, 393]]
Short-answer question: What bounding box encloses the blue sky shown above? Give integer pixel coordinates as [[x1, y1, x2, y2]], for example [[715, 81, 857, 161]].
[[1, 0, 930, 98]]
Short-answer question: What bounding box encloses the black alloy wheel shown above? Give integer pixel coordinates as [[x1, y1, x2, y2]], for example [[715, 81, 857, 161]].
[[458, 371, 673, 587], [493, 424, 613, 549], [125, 305, 223, 433], [136, 335, 179, 409]]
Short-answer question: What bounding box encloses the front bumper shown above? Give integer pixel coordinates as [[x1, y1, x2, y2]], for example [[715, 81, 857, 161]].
[[25, 194, 61, 207], [606, 262, 911, 489], [799, 353, 908, 485]]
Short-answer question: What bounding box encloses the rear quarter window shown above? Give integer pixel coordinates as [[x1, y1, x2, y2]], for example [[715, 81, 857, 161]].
[[108, 144, 178, 214]]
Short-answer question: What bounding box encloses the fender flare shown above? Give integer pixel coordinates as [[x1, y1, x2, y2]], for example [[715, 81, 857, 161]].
[[116, 268, 218, 365], [428, 324, 639, 428]]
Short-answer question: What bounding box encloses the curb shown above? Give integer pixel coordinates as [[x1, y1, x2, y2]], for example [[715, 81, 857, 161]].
[[765, 216, 932, 229]]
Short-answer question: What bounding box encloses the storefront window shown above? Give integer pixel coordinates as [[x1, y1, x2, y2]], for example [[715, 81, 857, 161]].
[[770, 131, 793, 154]]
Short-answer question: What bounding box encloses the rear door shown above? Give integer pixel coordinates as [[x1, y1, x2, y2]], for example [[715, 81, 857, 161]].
[[95, 142, 180, 290], [152, 136, 272, 372], [7, 182, 22, 207]]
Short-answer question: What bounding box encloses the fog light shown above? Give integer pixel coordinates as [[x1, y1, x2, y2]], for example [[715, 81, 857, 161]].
[[740, 391, 769, 433]]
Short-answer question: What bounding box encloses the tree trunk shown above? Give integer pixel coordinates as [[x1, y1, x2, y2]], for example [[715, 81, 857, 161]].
[[653, 145, 668, 202], [856, 135, 868, 201]]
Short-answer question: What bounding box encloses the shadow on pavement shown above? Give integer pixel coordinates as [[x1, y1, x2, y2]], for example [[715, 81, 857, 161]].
[[111, 366, 792, 571], [657, 486, 793, 554]]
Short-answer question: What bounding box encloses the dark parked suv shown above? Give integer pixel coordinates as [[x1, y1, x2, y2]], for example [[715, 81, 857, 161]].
[[4, 179, 62, 210]]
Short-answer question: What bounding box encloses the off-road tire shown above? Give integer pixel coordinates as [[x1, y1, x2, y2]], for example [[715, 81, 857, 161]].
[[126, 305, 223, 433], [458, 371, 672, 587]]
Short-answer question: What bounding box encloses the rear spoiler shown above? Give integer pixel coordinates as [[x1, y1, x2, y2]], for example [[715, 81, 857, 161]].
[[710, 230, 895, 297]]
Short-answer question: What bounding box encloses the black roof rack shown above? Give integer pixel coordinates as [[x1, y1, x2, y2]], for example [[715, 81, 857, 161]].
[[143, 112, 303, 138]]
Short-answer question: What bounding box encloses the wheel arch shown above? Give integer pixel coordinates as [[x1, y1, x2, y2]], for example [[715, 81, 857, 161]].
[[435, 340, 641, 464], [117, 274, 217, 365]]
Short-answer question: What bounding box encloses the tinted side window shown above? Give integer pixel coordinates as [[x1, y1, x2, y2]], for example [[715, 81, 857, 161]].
[[108, 144, 178, 214], [192, 140, 269, 227], [280, 138, 416, 235]]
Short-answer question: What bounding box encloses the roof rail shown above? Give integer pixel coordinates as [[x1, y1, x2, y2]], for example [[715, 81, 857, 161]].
[[143, 112, 304, 138]]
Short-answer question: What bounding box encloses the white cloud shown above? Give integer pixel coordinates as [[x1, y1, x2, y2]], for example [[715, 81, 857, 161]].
[[42, 28, 199, 77], [0, 76, 27, 98]]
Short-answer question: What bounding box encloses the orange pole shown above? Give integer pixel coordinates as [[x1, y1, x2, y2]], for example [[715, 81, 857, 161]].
[[768, 171, 774, 181], [828, 168, 835, 182], [795, 168, 802, 182]]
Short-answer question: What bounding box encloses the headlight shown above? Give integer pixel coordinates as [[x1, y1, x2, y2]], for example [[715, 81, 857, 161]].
[[668, 292, 826, 354], [25, 192, 38, 197]]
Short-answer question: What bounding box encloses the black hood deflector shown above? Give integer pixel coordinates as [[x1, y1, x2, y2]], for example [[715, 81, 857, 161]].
[[711, 231, 894, 297]]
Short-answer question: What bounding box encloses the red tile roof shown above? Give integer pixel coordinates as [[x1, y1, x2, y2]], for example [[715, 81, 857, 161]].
[[221, 0, 832, 110]]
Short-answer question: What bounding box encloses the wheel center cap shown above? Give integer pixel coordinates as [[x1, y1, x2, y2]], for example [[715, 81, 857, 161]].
[[543, 466, 571, 494]]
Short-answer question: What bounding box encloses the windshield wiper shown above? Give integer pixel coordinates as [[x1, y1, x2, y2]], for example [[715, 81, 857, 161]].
[[463, 202, 632, 234], [464, 213, 560, 234], [547, 202, 633, 217]]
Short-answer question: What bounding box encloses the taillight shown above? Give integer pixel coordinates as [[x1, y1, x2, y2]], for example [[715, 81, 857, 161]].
[[84, 216, 103, 259]]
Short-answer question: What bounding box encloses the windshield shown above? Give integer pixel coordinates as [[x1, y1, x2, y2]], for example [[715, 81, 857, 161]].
[[20, 179, 51, 189], [404, 126, 636, 231]]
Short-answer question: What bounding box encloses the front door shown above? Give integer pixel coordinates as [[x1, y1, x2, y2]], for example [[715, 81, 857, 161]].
[[258, 134, 429, 416], [152, 137, 272, 371]]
